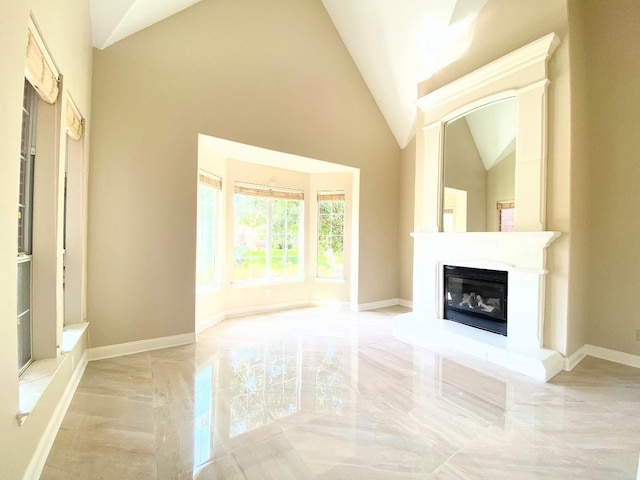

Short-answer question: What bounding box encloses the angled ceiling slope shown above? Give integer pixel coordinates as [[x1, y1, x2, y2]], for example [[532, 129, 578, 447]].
[[321, 0, 486, 148], [90, 0, 486, 148], [90, 0, 202, 50]]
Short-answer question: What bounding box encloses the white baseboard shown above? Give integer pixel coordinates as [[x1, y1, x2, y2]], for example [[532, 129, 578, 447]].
[[88, 332, 196, 362], [564, 345, 589, 371], [357, 298, 401, 311], [584, 344, 640, 369], [398, 299, 413, 309], [24, 351, 88, 480], [196, 313, 225, 335], [564, 344, 640, 371], [224, 301, 311, 319]]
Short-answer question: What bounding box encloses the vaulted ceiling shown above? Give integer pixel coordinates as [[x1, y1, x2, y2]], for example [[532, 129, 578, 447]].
[[89, 0, 488, 148]]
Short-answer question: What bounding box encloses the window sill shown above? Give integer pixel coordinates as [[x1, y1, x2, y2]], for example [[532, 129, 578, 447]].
[[17, 322, 89, 425], [61, 322, 89, 353]]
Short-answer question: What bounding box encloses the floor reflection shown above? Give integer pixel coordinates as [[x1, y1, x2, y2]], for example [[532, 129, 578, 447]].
[[314, 342, 344, 414], [40, 307, 640, 480], [193, 365, 213, 476], [228, 340, 300, 437]]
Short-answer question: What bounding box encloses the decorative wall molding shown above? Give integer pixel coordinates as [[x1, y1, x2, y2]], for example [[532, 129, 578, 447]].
[[416, 33, 561, 233]]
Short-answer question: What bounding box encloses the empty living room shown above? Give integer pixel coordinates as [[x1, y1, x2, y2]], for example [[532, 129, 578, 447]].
[[0, 0, 639, 479]]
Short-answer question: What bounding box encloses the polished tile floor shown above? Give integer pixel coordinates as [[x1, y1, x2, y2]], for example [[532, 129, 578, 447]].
[[42, 306, 640, 479]]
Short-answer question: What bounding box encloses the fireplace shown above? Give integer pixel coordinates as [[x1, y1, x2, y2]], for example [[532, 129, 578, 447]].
[[393, 231, 562, 381], [443, 265, 507, 336]]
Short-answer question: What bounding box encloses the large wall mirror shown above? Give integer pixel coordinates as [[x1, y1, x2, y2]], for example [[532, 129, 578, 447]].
[[415, 33, 560, 233], [442, 98, 517, 232]]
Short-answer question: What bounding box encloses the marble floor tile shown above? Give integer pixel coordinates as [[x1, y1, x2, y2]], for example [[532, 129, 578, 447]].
[[41, 307, 640, 479]]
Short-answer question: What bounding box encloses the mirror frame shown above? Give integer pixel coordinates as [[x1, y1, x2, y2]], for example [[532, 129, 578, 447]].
[[442, 97, 518, 232], [415, 33, 560, 233]]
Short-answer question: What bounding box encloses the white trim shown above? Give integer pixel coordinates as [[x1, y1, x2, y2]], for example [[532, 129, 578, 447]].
[[87, 332, 196, 361], [394, 312, 564, 381], [398, 299, 413, 309], [357, 298, 401, 312], [196, 313, 225, 335], [22, 352, 88, 480], [584, 344, 640, 369], [224, 301, 311, 319], [309, 300, 352, 311], [61, 322, 90, 353], [564, 345, 589, 371], [28, 16, 60, 79], [417, 33, 560, 112]]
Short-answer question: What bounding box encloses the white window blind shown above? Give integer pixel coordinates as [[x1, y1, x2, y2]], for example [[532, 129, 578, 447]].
[[199, 172, 222, 190], [235, 182, 303, 200], [317, 190, 345, 202], [25, 21, 59, 104], [65, 95, 83, 141]]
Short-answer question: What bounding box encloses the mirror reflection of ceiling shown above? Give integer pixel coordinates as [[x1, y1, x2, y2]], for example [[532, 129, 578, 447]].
[[89, 0, 487, 149], [461, 99, 517, 171]]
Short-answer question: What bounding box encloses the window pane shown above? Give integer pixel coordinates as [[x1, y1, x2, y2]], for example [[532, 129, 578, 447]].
[[18, 80, 36, 373], [197, 183, 217, 288], [271, 200, 301, 279], [17, 260, 32, 371], [499, 207, 515, 232], [234, 194, 302, 282], [317, 200, 345, 278], [234, 194, 268, 281]]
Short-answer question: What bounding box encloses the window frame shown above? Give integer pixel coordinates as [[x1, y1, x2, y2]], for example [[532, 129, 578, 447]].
[[316, 191, 345, 280], [196, 171, 221, 290], [497, 200, 515, 232], [17, 80, 38, 375], [232, 182, 304, 284]]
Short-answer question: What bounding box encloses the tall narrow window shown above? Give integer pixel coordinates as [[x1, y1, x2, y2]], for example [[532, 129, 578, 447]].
[[17, 80, 38, 373], [497, 201, 515, 232], [233, 182, 303, 282], [197, 172, 221, 288], [317, 191, 345, 279]]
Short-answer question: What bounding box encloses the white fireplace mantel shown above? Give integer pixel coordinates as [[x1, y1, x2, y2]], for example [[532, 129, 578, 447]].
[[395, 231, 563, 381], [398, 34, 565, 381]]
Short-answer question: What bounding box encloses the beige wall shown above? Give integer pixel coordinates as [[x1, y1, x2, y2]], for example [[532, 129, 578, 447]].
[[486, 153, 515, 232], [0, 1, 93, 478], [88, 0, 400, 348], [581, 0, 640, 355], [561, 0, 590, 356], [443, 118, 487, 232], [399, 138, 416, 302]]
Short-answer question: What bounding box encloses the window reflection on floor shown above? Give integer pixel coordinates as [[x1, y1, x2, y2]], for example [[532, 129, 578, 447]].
[[193, 364, 213, 476], [315, 342, 344, 413], [229, 339, 300, 437]]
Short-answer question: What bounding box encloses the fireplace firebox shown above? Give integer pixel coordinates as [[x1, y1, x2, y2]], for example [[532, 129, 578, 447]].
[[443, 265, 508, 336]]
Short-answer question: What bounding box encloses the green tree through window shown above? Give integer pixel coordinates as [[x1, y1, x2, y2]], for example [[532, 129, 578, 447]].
[[317, 191, 345, 279], [233, 183, 303, 282]]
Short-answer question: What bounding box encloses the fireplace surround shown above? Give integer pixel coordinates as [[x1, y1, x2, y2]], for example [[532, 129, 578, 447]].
[[394, 34, 565, 381]]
